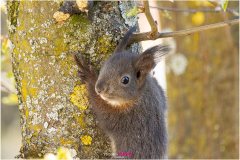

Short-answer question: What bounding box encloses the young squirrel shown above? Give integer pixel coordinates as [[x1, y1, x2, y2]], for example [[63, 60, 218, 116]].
[[74, 27, 170, 159]]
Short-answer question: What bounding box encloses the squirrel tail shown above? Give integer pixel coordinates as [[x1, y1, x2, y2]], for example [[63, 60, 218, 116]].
[[114, 26, 137, 53]]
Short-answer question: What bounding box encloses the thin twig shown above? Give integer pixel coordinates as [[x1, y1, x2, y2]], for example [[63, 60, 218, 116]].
[[207, 0, 239, 16], [142, 1, 158, 39], [208, 0, 220, 8], [147, 5, 239, 16], [130, 18, 239, 44]]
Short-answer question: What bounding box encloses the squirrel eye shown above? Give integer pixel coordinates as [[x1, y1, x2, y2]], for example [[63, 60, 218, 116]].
[[121, 76, 129, 85]]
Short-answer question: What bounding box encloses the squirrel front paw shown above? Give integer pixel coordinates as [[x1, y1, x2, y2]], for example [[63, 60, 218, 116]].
[[74, 54, 97, 84]]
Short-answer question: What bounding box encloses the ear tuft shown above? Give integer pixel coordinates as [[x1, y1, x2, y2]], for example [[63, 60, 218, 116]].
[[134, 45, 170, 78], [152, 45, 171, 63], [114, 26, 137, 54], [142, 45, 170, 62]]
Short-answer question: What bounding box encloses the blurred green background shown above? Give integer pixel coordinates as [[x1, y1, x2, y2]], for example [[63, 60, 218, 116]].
[[1, 0, 239, 159], [160, 1, 239, 158]]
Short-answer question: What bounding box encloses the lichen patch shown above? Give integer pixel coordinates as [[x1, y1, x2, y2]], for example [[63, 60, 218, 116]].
[[70, 85, 88, 111], [80, 135, 92, 145]]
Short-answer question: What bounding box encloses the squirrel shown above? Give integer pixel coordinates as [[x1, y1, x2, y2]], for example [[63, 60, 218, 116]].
[[74, 26, 170, 159]]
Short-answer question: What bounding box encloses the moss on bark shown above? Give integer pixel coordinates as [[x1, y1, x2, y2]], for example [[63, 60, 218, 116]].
[[7, 1, 138, 158]]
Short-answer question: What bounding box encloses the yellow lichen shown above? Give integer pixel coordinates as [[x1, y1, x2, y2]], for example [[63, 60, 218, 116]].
[[70, 85, 88, 111], [25, 107, 29, 118], [59, 60, 72, 76], [29, 87, 37, 97], [54, 38, 67, 56], [48, 87, 55, 94], [60, 138, 74, 145], [21, 79, 38, 102], [26, 138, 31, 145], [30, 124, 43, 136], [97, 35, 114, 54], [21, 39, 32, 52], [21, 79, 28, 102], [80, 135, 92, 145], [74, 113, 86, 129]]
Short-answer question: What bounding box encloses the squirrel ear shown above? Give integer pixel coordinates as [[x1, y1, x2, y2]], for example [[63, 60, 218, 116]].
[[134, 45, 170, 77], [114, 26, 137, 54]]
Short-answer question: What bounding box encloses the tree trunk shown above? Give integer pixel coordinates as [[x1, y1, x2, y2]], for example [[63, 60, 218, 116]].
[[7, 1, 138, 158]]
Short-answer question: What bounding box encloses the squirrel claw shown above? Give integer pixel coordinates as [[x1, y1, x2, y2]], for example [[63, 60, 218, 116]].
[[77, 70, 87, 83], [74, 54, 97, 84]]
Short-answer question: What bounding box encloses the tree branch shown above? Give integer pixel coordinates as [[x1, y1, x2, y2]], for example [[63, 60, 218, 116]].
[[142, 1, 158, 39], [130, 18, 239, 44], [147, 5, 239, 16], [207, 0, 239, 16]]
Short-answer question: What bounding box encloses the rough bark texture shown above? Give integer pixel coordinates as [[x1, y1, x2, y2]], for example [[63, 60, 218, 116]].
[[7, 1, 138, 158]]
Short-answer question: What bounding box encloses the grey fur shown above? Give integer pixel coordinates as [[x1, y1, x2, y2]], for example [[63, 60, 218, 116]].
[[74, 27, 170, 159]]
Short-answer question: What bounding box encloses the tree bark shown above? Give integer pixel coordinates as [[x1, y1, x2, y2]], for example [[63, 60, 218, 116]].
[[7, 1, 138, 158]]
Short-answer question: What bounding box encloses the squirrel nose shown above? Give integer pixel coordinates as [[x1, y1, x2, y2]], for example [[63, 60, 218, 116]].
[[95, 81, 106, 94]]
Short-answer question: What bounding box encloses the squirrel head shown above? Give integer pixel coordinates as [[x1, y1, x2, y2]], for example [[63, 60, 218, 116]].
[[95, 45, 170, 107]]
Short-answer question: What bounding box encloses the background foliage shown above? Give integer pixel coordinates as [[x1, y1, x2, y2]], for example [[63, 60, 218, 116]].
[[160, 1, 239, 158], [1, 1, 21, 158]]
